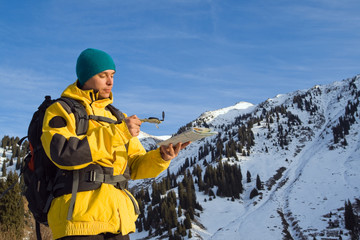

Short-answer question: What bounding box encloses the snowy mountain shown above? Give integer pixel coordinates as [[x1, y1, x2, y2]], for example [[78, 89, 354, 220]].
[[137, 131, 170, 150], [133, 75, 360, 240]]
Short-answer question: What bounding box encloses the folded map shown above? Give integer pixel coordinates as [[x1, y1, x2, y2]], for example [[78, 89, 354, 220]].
[[158, 127, 218, 146]]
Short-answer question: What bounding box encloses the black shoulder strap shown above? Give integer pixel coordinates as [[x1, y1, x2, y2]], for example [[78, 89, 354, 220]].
[[87, 105, 125, 124], [106, 104, 125, 123], [57, 97, 89, 135], [57, 98, 125, 135]]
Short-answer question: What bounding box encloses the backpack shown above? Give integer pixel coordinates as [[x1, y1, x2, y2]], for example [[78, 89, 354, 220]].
[[19, 95, 136, 240]]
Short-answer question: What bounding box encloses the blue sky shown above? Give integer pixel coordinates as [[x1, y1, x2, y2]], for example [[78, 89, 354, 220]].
[[1, 0, 360, 137]]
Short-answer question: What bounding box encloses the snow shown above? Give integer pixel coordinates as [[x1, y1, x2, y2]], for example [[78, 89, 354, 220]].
[[138, 131, 170, 141], [137, 131, 171, 150], [0, 147, 18, 180], [198, 101, 255, 126]]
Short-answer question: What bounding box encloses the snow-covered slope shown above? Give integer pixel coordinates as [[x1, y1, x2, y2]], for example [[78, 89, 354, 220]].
[[198, 101, 255, 126], [137, 131, 170, 150], [134, 75, 360, 240]]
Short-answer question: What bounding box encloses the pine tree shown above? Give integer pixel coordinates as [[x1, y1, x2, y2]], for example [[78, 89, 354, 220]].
[[246, 170, 251, 183], [177, 204, 182, 217], [0, 171, 24, 239], [144, 206, 152, 231], [136, 218, 143, 232], [256, 174, 262, 190], [344, 199, 356, 231], [169, 203, 178, 229], [342, 137, 348, 146], [16, 157, 21, 170], [161, 201, 170, 228], [178, 182, 186, 209], [151, 181, 161, 205], [144, 189, 151, 202], [1, 162, 6, 177], [250, 188, 259, 199], [173, 230, 181, 240], [184, 212, 192, 229], [1, 135, 10, 149], [180, 223, 187, 236]]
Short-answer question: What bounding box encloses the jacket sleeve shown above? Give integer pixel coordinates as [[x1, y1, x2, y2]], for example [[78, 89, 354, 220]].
[[41, 101, 133, 170], [127, 137, 171, 180]]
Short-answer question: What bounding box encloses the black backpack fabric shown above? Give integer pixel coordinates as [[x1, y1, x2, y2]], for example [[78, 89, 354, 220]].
[[19, 95, 132, 240], [22, 96, 61, 224]]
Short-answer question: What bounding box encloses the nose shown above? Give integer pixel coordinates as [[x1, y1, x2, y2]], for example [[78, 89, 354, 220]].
[[106, 75, 113, 86]]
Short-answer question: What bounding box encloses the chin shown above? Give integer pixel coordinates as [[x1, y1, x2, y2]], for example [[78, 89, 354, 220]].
[[99, 94, 110, 99]]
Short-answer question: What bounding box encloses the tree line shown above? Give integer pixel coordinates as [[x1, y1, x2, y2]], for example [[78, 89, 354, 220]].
[[134, 169, 200, 239]]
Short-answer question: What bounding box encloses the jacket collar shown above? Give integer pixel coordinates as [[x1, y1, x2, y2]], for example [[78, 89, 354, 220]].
[[61, 81, 113, 108]]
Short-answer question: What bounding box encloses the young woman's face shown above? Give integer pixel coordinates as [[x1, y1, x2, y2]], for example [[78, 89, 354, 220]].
[[82, 70, 115, 99]]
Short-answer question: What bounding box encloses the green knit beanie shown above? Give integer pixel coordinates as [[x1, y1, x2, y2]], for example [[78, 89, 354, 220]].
[[76, 48, 116, 87]]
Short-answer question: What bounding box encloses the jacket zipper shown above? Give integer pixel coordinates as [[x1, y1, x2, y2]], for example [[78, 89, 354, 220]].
[[89, 92, 96, 115]]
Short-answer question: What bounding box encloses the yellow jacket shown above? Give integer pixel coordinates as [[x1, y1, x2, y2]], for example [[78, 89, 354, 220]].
[[41, 82, 170, 239]]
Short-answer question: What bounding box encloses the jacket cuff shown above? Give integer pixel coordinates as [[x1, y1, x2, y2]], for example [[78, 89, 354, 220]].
[[154, 148, 171, 166]]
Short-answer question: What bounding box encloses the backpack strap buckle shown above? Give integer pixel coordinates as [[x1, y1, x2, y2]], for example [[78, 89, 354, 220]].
[[87, 170, 97, 182], [85, 170, 107, 183]]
